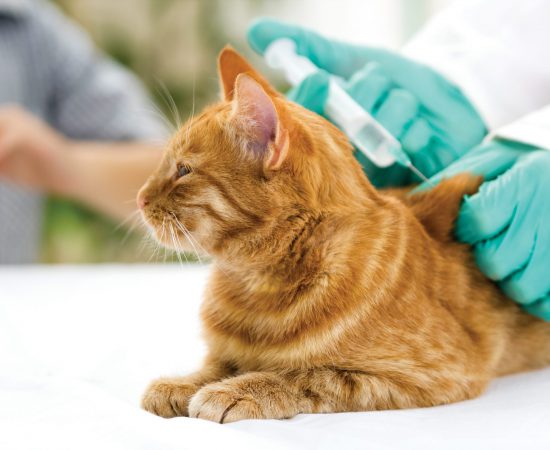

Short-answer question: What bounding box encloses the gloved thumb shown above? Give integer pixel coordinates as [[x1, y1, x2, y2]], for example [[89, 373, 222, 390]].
[[412, 140, 526, 193], [524, 296, 550, 321], [247, 18, 375, 78], [455, 165, 519, 245]]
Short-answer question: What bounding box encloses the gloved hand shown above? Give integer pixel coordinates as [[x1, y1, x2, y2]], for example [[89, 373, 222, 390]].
[[247, 18, 487, 186], [419, 140, 550, 321]]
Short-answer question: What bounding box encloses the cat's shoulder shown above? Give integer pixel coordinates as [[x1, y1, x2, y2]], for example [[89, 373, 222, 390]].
[[384, 173, 483, 242]]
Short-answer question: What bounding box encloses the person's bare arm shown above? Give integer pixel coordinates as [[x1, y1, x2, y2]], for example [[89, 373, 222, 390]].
[[0, 106, 163, 221]]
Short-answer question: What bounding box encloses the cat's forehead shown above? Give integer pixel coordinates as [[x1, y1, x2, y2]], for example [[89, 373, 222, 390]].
[[170, 104, 229, 156]]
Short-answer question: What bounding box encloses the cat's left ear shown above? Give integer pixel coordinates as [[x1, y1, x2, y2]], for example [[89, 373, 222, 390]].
[[231, 73, 289, 171], [218, 46, 279, 101]]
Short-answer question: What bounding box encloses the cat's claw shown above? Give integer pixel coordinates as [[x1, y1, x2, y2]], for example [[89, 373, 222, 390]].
[[189, 383, 269, 423]]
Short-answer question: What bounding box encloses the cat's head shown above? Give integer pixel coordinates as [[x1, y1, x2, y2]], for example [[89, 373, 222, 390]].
[[137, 47, 373, 257]]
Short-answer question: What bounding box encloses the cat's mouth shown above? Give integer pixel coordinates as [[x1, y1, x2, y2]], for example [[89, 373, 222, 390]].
[[141, 210, 201, 255]]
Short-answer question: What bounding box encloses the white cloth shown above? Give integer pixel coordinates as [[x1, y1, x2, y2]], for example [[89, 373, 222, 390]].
[[403, 0, 550, 150], [1, 264, 550, 450]]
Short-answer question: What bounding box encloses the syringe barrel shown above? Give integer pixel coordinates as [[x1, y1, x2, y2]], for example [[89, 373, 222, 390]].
[[325, 81, 400, 167], [264, 38, 402, 168], [264, 39, 317, 85]]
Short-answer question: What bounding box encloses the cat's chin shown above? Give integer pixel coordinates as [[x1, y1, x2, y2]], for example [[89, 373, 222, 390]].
[[147, 223, 207, 257], [149, 227, 188, 251]]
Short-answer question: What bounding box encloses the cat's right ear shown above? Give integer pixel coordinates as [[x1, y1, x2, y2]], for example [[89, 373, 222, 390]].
[[218, 46, 278, 101]]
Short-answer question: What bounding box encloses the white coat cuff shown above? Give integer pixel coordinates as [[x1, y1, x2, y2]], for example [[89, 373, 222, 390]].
[[488, 105, 550, 151]]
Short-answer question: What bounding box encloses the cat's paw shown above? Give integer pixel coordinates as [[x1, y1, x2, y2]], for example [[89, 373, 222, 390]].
[[188, 382, 265, 423], [141, 377, 200, 418], [188, 374, 299, 423]]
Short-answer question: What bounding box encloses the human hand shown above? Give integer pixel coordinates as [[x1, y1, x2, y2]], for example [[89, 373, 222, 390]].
[[247, 18, 487, 186], [0, 106, 72, 194], [422, 140, 550, 320]]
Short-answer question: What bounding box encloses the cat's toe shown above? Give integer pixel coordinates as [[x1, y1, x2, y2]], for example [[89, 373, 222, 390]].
[[141, 378, 196, 418], [188, 383, 265, 423]]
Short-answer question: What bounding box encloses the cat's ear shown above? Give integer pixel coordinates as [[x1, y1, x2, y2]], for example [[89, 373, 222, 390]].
[[218, 46, 278, 101], [231, 73, 289, 170]]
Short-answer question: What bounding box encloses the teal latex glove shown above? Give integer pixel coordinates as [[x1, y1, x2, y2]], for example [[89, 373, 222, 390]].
[[247, 18, 487, 187], [421, 141, 550, 321]]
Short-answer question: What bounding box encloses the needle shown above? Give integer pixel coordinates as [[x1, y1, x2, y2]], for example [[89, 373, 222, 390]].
[[406, 162, 435, 187]]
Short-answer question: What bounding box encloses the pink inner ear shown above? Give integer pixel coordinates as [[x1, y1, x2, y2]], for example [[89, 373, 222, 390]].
[[233, 74, 277, 156]]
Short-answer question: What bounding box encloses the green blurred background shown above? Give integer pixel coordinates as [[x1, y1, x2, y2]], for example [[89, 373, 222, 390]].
[[43, 0, 451, 263]]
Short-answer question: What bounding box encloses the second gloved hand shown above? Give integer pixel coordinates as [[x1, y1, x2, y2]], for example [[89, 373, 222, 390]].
[[248, 18, 487, 186], [419, 141, 550, 321]]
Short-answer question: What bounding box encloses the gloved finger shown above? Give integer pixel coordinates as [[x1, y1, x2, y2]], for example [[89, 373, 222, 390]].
[[287, 71, 330, 115], [345, 62, 392, 113], [413, 139, 526, 193], [400, 118, 431, 155], [373, 88, 419, 139], [455, 166, 520, 245], [524, 294, 550, 321], [500, 223, 550, 304], [354, 148, 410, 188], [247, 18, 481, 117], [471, 204, 535, 282], [408, 138, 460, 179], [248, 18, 370, 78]]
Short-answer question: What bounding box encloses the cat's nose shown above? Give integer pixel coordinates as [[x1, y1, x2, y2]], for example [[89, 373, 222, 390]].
[[136, 190, 149, 210]]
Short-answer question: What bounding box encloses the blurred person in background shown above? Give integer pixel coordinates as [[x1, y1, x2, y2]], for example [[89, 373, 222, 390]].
[[0, 0, 167, 263]]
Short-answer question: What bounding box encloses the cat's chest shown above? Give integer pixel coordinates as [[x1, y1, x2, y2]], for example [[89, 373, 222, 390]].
[[201, 291, 349, 371]]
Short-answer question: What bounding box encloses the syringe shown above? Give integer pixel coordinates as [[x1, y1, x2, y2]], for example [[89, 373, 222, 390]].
[[264, 38, 431, 183]]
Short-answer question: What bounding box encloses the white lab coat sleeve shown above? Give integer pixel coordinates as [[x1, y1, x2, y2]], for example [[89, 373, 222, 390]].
[[402, 0, 550, 131], [489, 105, 550, 151]]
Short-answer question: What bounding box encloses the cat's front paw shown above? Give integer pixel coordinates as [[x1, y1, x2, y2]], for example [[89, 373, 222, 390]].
[[188, 373, 299, 423], [141, 377, 200, 418]]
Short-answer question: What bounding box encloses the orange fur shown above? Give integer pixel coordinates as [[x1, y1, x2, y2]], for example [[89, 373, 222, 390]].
[[138, 48, 550, 423]]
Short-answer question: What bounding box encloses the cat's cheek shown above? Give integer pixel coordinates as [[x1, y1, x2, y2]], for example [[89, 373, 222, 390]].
[[190, 218, 218, 251]]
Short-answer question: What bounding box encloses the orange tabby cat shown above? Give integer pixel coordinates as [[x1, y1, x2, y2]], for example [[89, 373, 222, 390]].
[[138, 47, 550, 423]]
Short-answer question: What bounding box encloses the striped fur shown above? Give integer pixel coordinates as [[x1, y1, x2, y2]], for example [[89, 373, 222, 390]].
[[138, 48, 550, 423]]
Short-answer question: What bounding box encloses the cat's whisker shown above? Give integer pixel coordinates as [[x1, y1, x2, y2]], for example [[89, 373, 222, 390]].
[[177, 225, 201, 263], [185, 71, 197, 147], [169, 222, 186, 268], [121, 218, 146, 247], [114, 209, 141, 232], [145, 228, 158, 259], [155, 78, 181, 131], [150, 89, 177, 132], [172, 216, 204, 264], [112, 210, 148, 250], [169, 219, 188, 262], [145, 240, 159, 263], [138, 235, 150, 255], [174, 225, 190, 265], [159, 218, 168, 264], [137, 103, 177, 134], [140, 232, 159, 263], [149, 222, 164, 262], [173, 218, 231, 278]]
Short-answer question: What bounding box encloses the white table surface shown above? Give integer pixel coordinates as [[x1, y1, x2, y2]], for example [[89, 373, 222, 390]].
[[1, 264, 549, 450]]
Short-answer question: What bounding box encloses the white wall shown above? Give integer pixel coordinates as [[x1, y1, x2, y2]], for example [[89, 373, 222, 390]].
[[225, 0, 459, 50]]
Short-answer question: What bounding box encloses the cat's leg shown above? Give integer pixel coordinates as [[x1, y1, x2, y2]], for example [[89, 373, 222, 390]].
[[188, 368, 488, 423], [141, 359, 236, 418]]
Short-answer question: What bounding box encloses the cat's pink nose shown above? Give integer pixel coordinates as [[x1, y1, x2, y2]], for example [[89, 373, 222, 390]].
[[136, 191, 149, 210]]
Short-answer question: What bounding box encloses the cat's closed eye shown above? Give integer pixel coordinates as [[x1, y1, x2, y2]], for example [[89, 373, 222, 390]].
[[176, 163, 191, 179]]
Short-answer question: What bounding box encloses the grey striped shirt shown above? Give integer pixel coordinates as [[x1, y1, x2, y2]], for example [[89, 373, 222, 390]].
[[0, 0, 167, 263]]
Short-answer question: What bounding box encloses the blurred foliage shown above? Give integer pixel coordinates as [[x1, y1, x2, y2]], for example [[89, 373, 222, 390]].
[[42, 0, 261, 263]]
